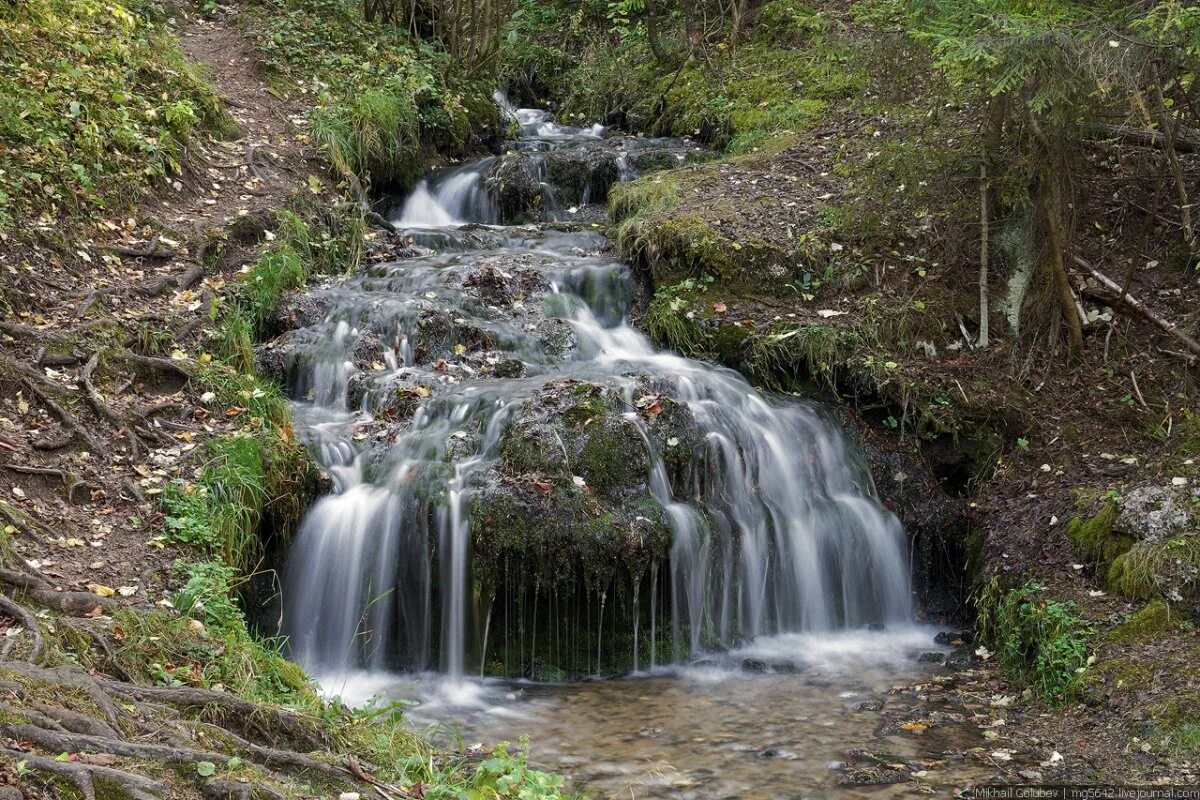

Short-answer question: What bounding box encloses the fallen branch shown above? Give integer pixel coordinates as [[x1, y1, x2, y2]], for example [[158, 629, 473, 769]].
[[1073, 255, 1200, 362], [112, 352, 194, 378]]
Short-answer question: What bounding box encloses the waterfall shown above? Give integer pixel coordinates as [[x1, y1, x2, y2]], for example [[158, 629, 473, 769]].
[[280, 97, 912, 680]]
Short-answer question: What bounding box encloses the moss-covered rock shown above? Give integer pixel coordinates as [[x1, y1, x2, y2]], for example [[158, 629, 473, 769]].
[[476, 378, 701, 589], [1104, 600, 1184, 645], [1107, 535, 1200, 602], [1066, 500, 1132, 575]]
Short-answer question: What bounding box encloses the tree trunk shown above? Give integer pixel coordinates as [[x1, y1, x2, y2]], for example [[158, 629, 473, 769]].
[[978, 161, 990, 349], [1042, 180, 1084, 360], [1154, 72, 1196, 254], [644, 1, 670, 65]]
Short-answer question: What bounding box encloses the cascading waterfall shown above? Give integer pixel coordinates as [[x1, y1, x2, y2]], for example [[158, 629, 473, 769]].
[[280, 98, 912, 682]]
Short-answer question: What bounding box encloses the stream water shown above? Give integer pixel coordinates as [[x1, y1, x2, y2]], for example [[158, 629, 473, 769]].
[[272, 99, 989, 796]]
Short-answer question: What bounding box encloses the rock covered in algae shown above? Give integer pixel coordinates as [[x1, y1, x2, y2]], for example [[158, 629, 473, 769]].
[[471, 377, 702, 588]]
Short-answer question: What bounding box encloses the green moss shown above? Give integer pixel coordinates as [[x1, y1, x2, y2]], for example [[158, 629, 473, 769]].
[[472, 484, 671, 592], [1174, 722, 1200, 755], [1066, 500, 1131, 573], [1108, 535, 1200, 601], [577, 420, 647, 496], [748, 323, 877, 391], [561, 394, 608, 426], [1094, 652, 1157, 697], [1105, 599, 1182, 645]]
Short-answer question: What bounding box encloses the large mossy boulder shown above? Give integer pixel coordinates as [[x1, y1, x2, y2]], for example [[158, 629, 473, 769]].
[[1068, 484, 1200, 604], [470, 378, 701, 588]]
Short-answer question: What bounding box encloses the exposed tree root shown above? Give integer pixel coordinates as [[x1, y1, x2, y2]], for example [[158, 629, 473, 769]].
[[0, 567, 117, 616], [0, 592, 41, 663], [14, 369, 109, 459], [2, 748, 168, 800], [111, 352, 194, 379], [0, 662, 125, 730], [99, 679, 328, 752]]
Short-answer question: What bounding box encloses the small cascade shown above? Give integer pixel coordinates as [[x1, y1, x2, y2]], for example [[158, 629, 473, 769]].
[[279, 95, 913, 681]]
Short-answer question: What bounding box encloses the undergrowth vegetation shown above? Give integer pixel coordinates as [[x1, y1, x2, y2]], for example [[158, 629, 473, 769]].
[[501, 0, 863, 152], [976, 579, 1093, 703], [0, 0, 232, 229], [245, 0, 501, 187]]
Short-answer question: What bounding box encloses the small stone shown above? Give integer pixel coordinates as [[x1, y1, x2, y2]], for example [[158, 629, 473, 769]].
[[741, 658, 767, 672], [917, 652, 946, 664]]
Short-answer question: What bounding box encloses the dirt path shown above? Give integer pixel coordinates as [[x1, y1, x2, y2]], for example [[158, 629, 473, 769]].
[[0, 8, 322, 604]]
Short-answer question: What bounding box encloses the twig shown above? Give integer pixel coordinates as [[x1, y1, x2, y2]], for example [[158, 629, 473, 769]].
[[1129, 371, 1151, 411]]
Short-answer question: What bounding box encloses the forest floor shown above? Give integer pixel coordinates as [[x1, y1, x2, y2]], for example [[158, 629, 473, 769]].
[[1, 10, 321, 598]]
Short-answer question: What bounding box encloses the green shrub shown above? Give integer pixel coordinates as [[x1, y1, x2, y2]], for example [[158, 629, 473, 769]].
[[161, 426, 314, 569], [977, 580, 1093, 703]]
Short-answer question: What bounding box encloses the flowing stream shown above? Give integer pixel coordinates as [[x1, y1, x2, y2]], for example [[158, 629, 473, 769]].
[[271, 99, 986, 796]]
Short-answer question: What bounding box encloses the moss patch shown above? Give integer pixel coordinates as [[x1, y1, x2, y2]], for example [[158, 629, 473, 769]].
[[1108, 535, 1200, 601], [1066, 500, 1131, 575], [1105, 600, 1184, 646]]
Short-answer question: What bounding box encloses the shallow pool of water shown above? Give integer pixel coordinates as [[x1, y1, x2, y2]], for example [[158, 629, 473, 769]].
[[318, 628, 992, 798]]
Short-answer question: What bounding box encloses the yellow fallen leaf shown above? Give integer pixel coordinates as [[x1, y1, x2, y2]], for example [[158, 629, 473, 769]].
[[88, 583, 116, 597], [900, 721, 929, 733]]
